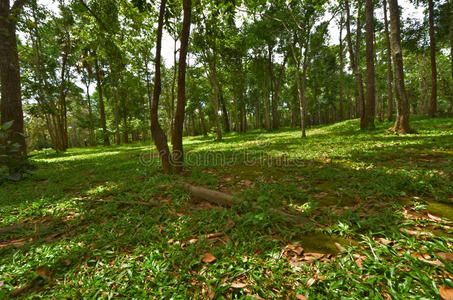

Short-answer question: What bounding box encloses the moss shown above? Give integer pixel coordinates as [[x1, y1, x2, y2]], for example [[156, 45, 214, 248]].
[[296, 233, 357, 254], [426, 201, 453, 221]]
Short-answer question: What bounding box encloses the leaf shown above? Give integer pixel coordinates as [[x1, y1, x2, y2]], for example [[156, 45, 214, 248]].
[[334, 242, 346, 252], [36, 265, 52, 281], [231, 282, 247, 288], [376, 238, 392, 245], [437, 253, 453, 263], [202, 253, 216, 263], [428, 213, 442, 222], [440, 286, 453, 300], [304, 252, 324, 259]]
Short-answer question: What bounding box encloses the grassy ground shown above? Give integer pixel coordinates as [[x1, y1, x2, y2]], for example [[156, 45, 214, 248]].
[[1, 116, 453, 299]]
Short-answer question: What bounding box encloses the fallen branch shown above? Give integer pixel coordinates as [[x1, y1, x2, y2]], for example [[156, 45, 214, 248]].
[[74, 198, 158, 207], [182, 183, 235, 207], [182, 183, 310, 225]]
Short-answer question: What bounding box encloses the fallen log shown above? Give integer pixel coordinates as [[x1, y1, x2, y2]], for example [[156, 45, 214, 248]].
[[182, 183, 235, 207], [182, 183, 310, 225]]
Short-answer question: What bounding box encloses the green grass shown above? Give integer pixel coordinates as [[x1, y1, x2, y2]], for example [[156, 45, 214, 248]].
[[1, 116, 453, 298]]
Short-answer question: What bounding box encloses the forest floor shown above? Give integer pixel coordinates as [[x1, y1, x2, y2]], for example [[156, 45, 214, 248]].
[[1, 116, 453, 299]]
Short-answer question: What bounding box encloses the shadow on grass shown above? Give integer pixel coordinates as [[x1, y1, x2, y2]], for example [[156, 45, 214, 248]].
[[1, 116, 452, 297]]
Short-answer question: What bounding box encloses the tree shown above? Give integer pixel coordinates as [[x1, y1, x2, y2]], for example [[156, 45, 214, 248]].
[[172, 0, 192, 173], [150, 0, 172, 172], [389, 0, 412, 133], [364, 0, 376, 129], [428, 0, 437, 117], [383, 0, 394, 121], [0, 0, 28, 154], [345, 0, 366, 125]]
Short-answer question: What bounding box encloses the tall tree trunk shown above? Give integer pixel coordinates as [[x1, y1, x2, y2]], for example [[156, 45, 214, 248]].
[[219, 87, 230, 132], [389, 0, 412, 133], [0, 0, 27, 154], [150, 0, 171, 172], [95, 57, 109, 146], [273, 54, 287, 129], [208, 58, 222, 140], [85, 80, 95, 146], [364, 0, 375, 129], [144, 55, 152, 139], [265, 91, 271, 131], [268, 45, 278, 130], [170, 38, 177, 145], [112, 71, 121, 145], [195, 88, 207, 136], [383, 0, 394, 121], [171, 0, 191, 173], [428, 0, 437, 117], [345, 0, 366, 123], [450, 0, 453, 113], [339, 13, 345, 121]]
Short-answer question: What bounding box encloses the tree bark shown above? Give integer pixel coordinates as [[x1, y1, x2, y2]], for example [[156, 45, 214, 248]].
[[339, 14, 345, 121], [428, 0, 437, 117], [150, 0, 172, 172], [0, 0, 27, 154], [170, 38, 177, 145], [364, 0, 376, 129], [219, 86, 230, 132], [112, 71, 121, 145], [172, 0, 192, 173], [94, 57, 109, 146], [345, 0, 366, 123], [389, 0, 412, 133], [450, 0, 453, 113], [195, 87, 207, 136], [85, 79, 95, 146], [383, 0, 394, 121]]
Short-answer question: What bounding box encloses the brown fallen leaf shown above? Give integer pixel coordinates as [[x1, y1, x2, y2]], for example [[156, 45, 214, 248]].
[[438, 253, 453, 263], [202, 253, 216, 263], [355, 256, 364, 268], [427, 213, 442, 222], [376, 238, 392, 245], [411, 253, 444, 267], [296, 294, 307, 300], [231, 282, 247, 288], [440, 286, 453, 300], [304, 253, 324, 259], [334, 242, 347, 252], [36, 266, 52, 281]]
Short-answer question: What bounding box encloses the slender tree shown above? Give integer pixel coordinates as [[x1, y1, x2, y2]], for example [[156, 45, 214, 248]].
[[389, 0, 412, 133], [383, 0, 394, 121], [428, 0, 437, 117], [172, 0, 192, 173], [364, 0, 376, 128]]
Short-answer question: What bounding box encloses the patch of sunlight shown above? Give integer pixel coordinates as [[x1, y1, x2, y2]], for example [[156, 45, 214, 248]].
[[34, 151, 122, 163]]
